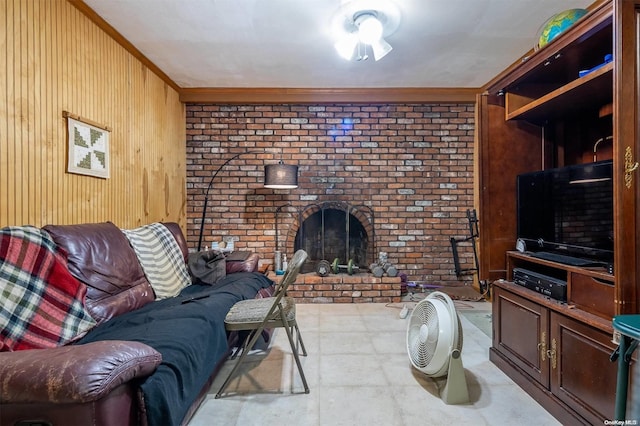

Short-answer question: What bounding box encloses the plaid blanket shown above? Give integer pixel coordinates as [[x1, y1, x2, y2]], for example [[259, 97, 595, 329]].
[[123, 223, 191, 299], [0, 226, 96, 351]]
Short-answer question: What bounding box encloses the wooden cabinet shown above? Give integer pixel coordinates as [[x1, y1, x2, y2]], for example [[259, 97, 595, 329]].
[[478, 0, 639, 313], [492, 282, 618, 424], [478, 0, 640, 422]]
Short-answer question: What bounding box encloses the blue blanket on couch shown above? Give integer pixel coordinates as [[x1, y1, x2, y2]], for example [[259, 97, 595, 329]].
[[76, 272, 273, 426]]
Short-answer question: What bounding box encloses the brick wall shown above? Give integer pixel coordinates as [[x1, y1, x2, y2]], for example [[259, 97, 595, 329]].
[[268, 272, 403, 304], [186, 103, 476, 289]]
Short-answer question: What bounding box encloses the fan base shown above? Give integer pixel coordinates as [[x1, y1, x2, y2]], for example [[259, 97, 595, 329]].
[[440, 351, 469, 405]]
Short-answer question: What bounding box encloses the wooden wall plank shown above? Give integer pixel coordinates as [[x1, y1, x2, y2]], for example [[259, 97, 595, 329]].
[[0, 0, 186, 230], [0, 1, 8, 224]]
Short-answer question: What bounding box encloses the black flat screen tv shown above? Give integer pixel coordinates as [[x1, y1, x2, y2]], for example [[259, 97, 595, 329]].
[[516, 160, 614, 264]]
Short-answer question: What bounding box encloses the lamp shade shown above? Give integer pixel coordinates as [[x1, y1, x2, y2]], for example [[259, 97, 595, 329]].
[[264, 163, 298, 189]]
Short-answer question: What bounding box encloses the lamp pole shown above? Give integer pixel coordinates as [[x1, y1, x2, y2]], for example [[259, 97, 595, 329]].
[[196, 150, 262, 252], [275, 203, 299, 253]]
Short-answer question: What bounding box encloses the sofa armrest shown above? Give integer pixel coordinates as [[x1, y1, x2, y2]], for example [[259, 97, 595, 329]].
[[226, 252, 259, 274], [0, 340, 161, 404]]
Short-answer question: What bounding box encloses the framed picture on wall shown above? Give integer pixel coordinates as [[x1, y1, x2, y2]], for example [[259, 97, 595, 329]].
[[65, 114, 110, 179]]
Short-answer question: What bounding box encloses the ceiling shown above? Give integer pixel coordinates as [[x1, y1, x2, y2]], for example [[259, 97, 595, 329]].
[[82, 0, 593, 90]]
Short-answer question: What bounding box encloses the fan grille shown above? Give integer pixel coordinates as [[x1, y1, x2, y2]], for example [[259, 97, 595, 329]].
[[407, 301, 439, 369], [429, 292, 464, 353], [406, 291, 462, 377]]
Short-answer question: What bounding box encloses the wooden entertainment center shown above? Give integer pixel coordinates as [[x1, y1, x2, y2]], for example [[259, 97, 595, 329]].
[[477, 0, 639, 423]]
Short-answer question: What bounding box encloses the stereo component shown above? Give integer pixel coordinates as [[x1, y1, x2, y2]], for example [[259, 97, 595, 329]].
[[513, 267, 567, 302]]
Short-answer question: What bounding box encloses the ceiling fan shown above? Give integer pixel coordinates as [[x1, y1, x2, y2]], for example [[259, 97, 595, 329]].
[[331, 0, 402, 61]]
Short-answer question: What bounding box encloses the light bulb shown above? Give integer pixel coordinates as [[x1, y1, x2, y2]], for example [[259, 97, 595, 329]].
[[357, 14, 383, 44]]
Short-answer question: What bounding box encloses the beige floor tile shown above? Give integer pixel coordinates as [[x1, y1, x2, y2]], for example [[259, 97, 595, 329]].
[[190, 301, 560, 426], [319, 330, 376, 354], [319, 385, 403, 426]]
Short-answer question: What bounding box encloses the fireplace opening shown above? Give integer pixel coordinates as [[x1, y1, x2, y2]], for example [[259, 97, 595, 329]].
[[292, 202, 375, 274]]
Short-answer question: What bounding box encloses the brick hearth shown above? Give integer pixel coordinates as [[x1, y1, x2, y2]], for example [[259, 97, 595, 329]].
[[268, 272, 402, 303]]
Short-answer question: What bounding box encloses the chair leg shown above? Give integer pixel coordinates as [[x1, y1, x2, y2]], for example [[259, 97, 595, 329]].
[[293, 322, 307, 357], [282, 319, 310, 394], [216, 328, 263, 398]]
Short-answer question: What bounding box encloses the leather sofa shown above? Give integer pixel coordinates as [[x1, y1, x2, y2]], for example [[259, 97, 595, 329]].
[[0, 222, 268, 426]]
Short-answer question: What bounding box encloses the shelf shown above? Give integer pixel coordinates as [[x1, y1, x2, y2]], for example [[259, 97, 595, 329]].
[[506, 251, 615, 320], [506, 251, 613, 282], [505, 62, 613, 123], [485, 1, 613, 96]]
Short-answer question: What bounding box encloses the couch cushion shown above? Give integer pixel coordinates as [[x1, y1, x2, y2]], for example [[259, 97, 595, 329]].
[[122, 223, 191, 299], [43, 222, 155, 324], [0, 226, 96, 350]]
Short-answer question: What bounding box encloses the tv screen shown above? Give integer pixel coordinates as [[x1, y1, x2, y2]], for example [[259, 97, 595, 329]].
[[516, 160, 614, 263]]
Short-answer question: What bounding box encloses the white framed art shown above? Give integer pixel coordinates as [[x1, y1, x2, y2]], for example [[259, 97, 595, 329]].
[[66, 114, 110, 179]]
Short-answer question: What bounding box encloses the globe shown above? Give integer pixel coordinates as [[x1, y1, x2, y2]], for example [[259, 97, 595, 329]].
[[537, 8, 588, 49]]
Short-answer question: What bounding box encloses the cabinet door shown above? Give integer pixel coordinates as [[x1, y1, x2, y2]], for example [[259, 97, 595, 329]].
[[550, 312, 617, 424], [493, 286, 550, 387], [476, 94, 542, 282], [614, 0, 639, 313]]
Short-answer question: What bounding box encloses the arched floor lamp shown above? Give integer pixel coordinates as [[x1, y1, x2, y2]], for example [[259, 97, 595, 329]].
[[196, 150, 298, 252]]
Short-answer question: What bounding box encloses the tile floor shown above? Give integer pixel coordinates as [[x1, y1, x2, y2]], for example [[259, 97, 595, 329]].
[[189, 300, 561, 426]]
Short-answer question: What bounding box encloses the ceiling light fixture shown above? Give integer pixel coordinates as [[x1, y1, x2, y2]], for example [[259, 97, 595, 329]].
[[331, 0, 401, 62]]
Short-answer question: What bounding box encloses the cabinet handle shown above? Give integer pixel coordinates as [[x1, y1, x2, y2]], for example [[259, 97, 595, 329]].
[[546, 338, 557, 370], [625, 146, 639, 189], [539, 331, 547, 362]]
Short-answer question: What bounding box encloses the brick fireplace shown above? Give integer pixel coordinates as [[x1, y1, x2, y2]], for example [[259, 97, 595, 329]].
[[186, 103, 476, 302], [279, 201, 375, 274], [278, 200, 397, 303]]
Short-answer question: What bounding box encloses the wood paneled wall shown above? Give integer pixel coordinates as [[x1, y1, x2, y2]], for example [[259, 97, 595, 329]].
[[0, 0, 186, 229]]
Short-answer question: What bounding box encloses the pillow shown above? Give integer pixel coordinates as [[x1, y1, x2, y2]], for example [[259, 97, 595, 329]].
[[0, 226, 97, 351], [122, 223, 191, 299]]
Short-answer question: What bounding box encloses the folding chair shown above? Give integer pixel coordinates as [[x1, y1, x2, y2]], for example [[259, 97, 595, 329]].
[[215, 249, 309, 398]]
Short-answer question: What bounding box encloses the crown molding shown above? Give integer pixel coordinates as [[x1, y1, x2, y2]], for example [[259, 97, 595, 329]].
[[179, 87, 479, 104]]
